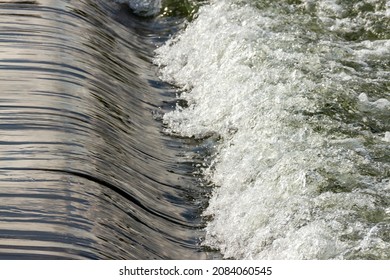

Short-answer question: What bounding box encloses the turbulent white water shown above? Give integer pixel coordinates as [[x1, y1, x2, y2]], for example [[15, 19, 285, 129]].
[[155, 0, 390, 259]]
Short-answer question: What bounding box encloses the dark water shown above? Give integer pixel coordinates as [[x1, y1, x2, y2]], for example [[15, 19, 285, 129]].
[[0, 0, 213, 259]]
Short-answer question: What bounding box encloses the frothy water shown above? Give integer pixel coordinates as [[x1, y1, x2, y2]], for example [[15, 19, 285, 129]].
[[155, 0, 390, 259]]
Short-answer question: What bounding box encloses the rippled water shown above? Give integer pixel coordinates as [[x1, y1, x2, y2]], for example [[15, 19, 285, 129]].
[[155, 0, 390, 259], [2, 0, 389, 260], [0, 0, 213, 259]]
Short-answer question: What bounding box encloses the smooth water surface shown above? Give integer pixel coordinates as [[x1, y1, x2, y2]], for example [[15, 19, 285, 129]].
[[0, 0, 212, 259]]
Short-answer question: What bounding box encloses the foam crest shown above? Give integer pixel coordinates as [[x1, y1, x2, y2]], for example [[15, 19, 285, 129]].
[[155, 0, 390, 259]]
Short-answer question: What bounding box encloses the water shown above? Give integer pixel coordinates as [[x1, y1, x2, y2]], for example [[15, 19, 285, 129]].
[[0, 0, 214, 259], [155, 0, 390, 259], [1, 0, 389, 260]]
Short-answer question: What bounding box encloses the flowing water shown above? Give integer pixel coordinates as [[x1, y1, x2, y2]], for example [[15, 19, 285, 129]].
[[1, 0, 389, 260], [0, 0, 214, 259], [155, 0, 390, 259]]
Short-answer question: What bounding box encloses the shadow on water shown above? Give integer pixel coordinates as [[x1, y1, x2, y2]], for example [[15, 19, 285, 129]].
[[0, 0, 218, 259]]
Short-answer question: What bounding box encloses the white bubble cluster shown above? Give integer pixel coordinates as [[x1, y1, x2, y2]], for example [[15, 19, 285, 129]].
[[155, 0, 390, 259]]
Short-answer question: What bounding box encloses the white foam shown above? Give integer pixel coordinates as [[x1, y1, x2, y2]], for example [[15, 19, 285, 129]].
[[384, 132, 390, 142], [359, 93, 390, 109], [155, 0, 390, 259]]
